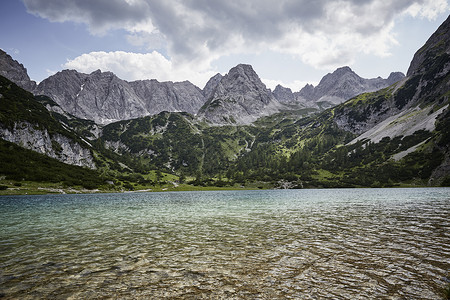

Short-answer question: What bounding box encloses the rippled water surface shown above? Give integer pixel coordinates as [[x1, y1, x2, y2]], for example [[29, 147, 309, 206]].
[[0, 188, 449, 299]]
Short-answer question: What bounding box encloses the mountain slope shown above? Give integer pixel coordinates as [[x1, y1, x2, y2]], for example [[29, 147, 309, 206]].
[[0, 75, 96, 169], [0, 139, 104, 190], [98, 111, 257, 176], [334, 15, 450, 139], [1, 16, 449, 191], [203, 73, 223, 100]]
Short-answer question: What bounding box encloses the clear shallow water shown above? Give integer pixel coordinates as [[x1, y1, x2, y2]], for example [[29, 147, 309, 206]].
[[0, 188, 449, 299]]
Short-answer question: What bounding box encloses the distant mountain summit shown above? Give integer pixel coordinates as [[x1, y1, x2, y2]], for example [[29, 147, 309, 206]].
[[273, 66, 405, 109], [35, 69, 206, 124], [0, 49, 36, 92], [198, 64, 283, 125]]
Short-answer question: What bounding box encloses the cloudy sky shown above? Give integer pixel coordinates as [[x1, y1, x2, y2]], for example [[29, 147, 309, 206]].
[[1, 0, 449, 91]]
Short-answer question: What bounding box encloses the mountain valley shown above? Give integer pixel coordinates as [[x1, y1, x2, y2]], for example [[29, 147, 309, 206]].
[[0, 15, 449, 193]]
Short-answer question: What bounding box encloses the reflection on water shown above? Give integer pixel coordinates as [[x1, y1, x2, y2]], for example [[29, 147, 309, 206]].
[[0, 188, 449, 299]]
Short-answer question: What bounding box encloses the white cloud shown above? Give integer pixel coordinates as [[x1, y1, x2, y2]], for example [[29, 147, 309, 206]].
[[63, 51, 216, 88], [24, 0, 152, 35], [25, 0, 449, 82], [405, 0, 449, 19]]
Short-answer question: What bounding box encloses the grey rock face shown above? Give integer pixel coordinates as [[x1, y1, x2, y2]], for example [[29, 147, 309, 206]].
[[273, 85, 295, 104], [198, 64, 283, 125], [273, 67, 405, 109], [0, 121, 96, 169], [386, 72, 406, 85], [203, 73, 223, 100], [35, 70, 147, 124], [130, 79, 205, 115], [35, 70, 206, 124], [307, 67, 405, 105], [298, 84, 315, 100], [0, 49, 36, 92]]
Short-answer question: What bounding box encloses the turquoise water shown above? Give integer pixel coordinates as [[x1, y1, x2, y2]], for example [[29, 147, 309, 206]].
[[0, 188, 449, 299]]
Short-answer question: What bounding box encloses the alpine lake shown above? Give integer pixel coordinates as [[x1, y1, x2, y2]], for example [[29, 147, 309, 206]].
[[0, 188, 449, 299]]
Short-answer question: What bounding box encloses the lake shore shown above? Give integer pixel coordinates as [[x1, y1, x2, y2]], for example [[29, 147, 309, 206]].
[[0, 179, 435, 196], [0, 181, 268, 196]]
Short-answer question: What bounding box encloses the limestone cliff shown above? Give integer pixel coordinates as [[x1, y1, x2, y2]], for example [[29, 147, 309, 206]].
[[35, 70, 206, 124], [0, 121, 96, 169]]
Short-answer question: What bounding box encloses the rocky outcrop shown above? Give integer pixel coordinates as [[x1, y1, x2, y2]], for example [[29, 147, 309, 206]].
[[0, 121, 96, 169], [198, 64, 284, 125], [273, 67, 405, 109], [0, 49, 36, 92], [35, 69, 207, 124], [104, 140, 130, 154]]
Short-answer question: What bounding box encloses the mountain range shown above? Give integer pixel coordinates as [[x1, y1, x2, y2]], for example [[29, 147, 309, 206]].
[[0, 15, 449, 192], [273, 67, 405, 109], [1, 49, 404, 125]]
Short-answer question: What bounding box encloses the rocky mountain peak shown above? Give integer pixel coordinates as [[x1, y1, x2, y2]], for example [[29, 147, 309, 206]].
[[309, 66, 404, 105], [130, 79, 205, 116], [0, 49, 36, 92], [318, 66, 360, 86], [214, 64, 273, 105], [198, 64, 282, 125], [333, 66, 355, 76], [273, 84, 295, 103], [90, 69, 102, 76], [387, 72, 406, 85], [407, 15, 450, 76]]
